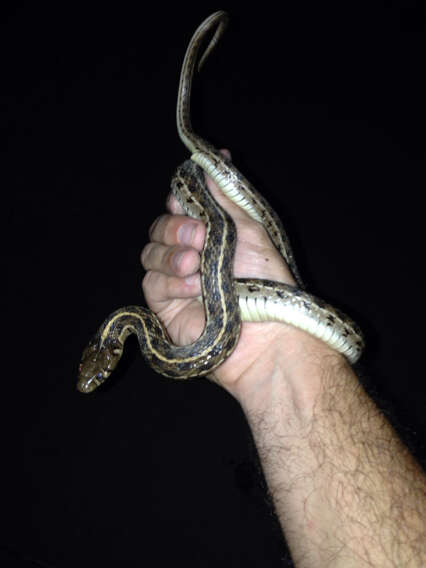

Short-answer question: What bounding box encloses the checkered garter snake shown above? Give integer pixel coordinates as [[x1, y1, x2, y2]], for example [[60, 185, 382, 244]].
[[77, 11, 364, 394]]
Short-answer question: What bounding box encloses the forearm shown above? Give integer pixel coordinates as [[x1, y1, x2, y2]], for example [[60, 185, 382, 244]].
[[235, 327, 426, 568], [143, 161, 425, 565]]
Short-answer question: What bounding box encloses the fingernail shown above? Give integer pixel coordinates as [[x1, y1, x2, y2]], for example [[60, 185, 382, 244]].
[[173, 251, 185, 271], [178, 222, 197, 245], [185, 273, 199, 286]]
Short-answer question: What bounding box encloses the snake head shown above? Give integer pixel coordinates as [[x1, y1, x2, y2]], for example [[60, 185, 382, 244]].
[[77, 339, 123, 394]]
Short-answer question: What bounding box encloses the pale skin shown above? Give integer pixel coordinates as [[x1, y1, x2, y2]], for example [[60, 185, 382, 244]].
[[141, 150, 426, 567]]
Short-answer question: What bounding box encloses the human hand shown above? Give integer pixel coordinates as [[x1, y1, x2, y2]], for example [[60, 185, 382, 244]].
[[141, 150, 332, 400]]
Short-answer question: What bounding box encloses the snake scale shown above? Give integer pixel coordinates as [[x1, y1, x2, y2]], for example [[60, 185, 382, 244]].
[[77, 11, 364, 394]]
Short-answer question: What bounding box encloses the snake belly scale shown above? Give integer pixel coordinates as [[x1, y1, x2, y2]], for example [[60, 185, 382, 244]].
[[77, 11, 364, 394]]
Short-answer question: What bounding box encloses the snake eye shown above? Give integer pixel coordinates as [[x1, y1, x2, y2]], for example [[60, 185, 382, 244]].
[[97, 372, 103, 380]]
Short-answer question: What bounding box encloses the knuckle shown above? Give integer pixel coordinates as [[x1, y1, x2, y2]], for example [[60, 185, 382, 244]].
[[165, 275, 178, 299], [152, 214, 186, 245], [142, 270, 158, 294], [149, 214, 167, 241], [171, 247, 200, 277], [163, 218, 181, 245], [140, 243, 154, 268]]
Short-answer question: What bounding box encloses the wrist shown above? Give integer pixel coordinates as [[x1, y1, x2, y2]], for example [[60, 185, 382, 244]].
[[230, 323, 347, 424]]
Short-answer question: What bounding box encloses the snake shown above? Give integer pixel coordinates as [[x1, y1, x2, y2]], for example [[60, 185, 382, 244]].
[[77, 11, 364, 394]]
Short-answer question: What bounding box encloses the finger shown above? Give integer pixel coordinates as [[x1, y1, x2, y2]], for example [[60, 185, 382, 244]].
[[142, 270, 201, 308], [149, 213, 205, 251], [141, 242, 200, 278], [166, 193, 185, 215]]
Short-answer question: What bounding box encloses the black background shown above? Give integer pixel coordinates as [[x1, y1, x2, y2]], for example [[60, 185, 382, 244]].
[[3, 1, 425, 567]]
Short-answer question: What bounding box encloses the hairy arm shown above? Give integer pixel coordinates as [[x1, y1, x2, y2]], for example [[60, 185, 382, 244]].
[[141, 152, 426, 567], [237, 333, 426, 567]]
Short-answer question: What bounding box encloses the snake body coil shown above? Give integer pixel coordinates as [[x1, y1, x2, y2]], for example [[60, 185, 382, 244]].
[[77, 12, 364, 394]]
